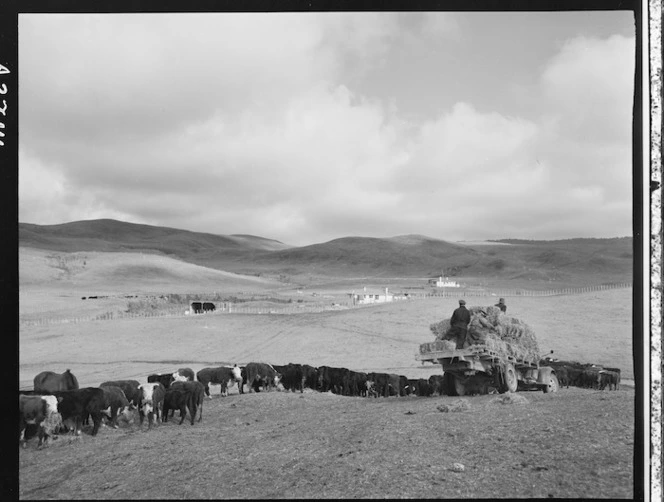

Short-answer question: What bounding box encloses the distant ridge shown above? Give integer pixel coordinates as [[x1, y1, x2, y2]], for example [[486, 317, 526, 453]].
[[19, 219, 633, 283]]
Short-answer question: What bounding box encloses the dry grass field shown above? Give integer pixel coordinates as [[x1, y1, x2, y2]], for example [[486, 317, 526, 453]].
[[17, 247, 638, 499]]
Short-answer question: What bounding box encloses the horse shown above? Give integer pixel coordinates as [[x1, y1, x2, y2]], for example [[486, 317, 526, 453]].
[[33, 369, 80, 392]]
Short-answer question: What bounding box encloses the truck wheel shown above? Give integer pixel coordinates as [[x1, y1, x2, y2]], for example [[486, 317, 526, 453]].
[[501, 364, 518, 393], [543, 374, 559, 393]]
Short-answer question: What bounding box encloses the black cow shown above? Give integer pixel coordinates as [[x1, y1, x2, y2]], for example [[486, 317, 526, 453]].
[[367, 372, 391, 398], [274, 363, 312, 393], [99, 386, 134, 428], [302, 364, 319, 391], [603, 367, 622, 389], [100, 380, 141, 407], [202, 302, 216, 312], [428, 375, 446, 396], [318, 366, 352, 395], [388, 374, 404, 397], [147, 373, 175, 389], [348, 371, 370, 397], [52, 387, 106, 436], [191, 302, 202, 314], [416, 378, 434, 397], [196, 366, 243, 397], [170, 381, 205, 423], [162, 388, 192, 425], [599, 370, 620, 390], [33, 369, 79, 393]]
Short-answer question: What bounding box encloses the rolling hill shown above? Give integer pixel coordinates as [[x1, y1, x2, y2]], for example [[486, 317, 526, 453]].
[[18, 219, 633, 286]]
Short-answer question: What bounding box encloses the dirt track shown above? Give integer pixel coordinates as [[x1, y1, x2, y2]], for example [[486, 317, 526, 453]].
[[18, 386, 634, 499]]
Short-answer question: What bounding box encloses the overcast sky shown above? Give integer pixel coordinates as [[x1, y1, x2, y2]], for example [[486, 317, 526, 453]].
[[18, 12, 635, 247]]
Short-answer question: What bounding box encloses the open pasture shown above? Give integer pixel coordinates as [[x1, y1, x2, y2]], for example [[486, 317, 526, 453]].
[[18, 246, 637, 499], [19, 287, 634, 389]]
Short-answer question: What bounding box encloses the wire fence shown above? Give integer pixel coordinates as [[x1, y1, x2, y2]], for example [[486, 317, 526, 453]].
[[20, 282, 632, 327]]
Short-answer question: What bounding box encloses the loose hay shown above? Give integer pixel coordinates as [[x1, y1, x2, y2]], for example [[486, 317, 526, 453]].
[[436, 399, 471, 413], [491, 394, 529, 405], [41, 412, 63, 437], [430, 305, 540, 363]]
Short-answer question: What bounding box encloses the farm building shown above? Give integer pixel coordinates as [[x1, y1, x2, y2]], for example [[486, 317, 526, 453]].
[[428, 276, 460, 288], [349, 287, 394, 305]]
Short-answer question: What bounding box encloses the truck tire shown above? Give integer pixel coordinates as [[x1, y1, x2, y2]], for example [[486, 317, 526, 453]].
[[500, 363, 518, 393], [543, 374, 559, 393]]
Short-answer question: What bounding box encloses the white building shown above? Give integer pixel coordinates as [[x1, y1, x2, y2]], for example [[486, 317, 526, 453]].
[[349, 287, 394, 305], [428, 276, 460, 288]]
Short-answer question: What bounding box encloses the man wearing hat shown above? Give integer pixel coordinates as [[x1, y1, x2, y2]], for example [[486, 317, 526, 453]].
[[444, 299, 471, 349], [494, 298, 507, 313]]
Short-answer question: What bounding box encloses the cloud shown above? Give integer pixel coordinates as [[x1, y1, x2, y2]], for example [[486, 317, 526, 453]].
[[18, 14, 635, 246]]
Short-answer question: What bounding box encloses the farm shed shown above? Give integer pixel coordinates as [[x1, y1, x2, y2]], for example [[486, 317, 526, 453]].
[[349, 287, 394, 305]]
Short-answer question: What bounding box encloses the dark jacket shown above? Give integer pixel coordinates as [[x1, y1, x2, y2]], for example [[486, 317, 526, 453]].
[[450, 306, 471, 328], [495, 302, 507, 313]]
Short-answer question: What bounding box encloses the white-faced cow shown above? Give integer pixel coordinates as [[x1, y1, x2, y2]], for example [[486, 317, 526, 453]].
[[172, 368, 195, 383], [19, 394, 62, 449], [196, 365, 243, 398], [99, 386, 134, 428], [137, 382, 166, 429]]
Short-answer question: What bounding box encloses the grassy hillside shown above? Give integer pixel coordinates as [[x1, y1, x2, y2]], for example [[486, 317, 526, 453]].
[[19, 219, 292, 256], [19, 219, 633, 287]]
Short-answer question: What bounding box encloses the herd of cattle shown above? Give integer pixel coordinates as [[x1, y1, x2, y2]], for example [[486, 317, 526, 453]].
[[539, 358, 622, 391], [19, 359, 622, 450]]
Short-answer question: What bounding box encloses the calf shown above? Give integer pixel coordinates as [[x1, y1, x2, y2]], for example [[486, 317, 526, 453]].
[[162, 388, 192, 425], [138, 383, 166, 429], [19, 394, 61, 448], [100, 380, 141, 407], [52, 387, 106, 436], [196, 366, 242, 397], [100, 386, 134, 428], [170, 381, 205, 423], [147, 373, 175, 389], [172, 368, 195, 383]]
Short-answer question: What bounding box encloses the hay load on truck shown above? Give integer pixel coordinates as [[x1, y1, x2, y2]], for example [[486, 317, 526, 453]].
[[416, 305, 559, 396]]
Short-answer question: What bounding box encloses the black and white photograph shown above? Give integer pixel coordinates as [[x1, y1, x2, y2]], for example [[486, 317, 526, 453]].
[[8, 3, 658, 500]]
